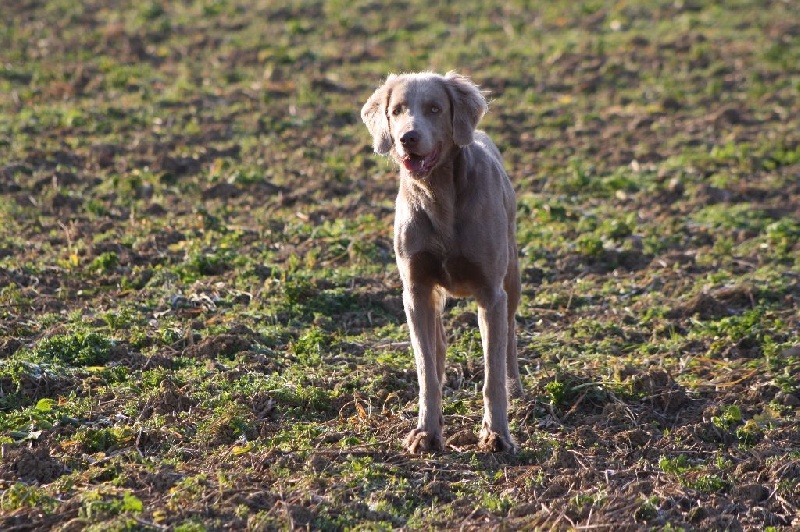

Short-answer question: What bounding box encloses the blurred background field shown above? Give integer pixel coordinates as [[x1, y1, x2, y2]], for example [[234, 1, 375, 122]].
[[0, 1, 798, 529]]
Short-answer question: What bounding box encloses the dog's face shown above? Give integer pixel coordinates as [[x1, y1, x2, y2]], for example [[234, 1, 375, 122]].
[[361, 72, 488, 178], [386, 78, 451, 177]]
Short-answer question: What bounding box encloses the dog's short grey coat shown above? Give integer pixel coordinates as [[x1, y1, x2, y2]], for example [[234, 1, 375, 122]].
[[362, 71, 522, 453]]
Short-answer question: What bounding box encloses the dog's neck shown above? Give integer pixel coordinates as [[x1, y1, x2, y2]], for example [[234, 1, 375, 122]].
[[397, 146, 464, 246]]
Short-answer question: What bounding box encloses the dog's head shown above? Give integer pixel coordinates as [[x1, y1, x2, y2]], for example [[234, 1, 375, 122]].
[[361, 71, 488, 178]]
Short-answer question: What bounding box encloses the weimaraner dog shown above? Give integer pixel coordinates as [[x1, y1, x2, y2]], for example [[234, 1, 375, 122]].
[[361, 71, 522, 453]]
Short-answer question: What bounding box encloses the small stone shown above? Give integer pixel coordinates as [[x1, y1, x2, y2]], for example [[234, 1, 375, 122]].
[[776, 391, 800, 407]]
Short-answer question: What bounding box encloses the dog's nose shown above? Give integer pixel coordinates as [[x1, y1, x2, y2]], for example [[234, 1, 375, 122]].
[[400, 131, 419, 146]]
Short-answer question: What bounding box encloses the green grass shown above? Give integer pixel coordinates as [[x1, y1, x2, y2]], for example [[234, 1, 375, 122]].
[[0, 0, 798, 529]]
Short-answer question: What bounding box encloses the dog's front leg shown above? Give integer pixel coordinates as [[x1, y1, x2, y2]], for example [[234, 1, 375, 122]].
[[477, 287, 516, 453], [402, 285, 444, 453]]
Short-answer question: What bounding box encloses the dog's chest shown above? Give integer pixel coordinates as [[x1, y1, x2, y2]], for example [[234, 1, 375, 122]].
[[395, 213, 483, 297]]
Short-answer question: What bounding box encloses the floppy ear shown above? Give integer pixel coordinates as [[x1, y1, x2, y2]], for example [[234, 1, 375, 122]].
[[361, 75, 396, 155], [444, 71, 488, 147]]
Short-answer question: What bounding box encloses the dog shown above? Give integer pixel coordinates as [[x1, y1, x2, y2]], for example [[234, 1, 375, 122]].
[[361, 71, 522, 453]]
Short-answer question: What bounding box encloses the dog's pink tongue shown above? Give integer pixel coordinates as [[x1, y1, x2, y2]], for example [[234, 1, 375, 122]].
[[403, 156, 424, 174]]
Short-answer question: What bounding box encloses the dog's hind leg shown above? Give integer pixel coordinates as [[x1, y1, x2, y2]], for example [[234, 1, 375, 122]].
[[434, 287, 447, 390], [504, 256, 523, 399], [476, 286, 516, 454]]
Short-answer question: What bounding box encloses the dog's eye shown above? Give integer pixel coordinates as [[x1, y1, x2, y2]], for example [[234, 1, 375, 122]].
[[392, 106, 403, 116], [430, 105, 441, 114]]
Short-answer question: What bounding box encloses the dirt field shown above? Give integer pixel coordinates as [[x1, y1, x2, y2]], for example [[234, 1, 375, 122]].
[[1, 0, 798, 529]]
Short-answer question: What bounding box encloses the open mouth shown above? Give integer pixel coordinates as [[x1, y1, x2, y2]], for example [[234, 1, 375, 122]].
[[401, 144, 441, 177]]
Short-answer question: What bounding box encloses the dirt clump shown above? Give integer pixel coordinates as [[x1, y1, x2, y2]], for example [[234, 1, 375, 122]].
[[666, 293, 733, 320], [148, 378, 196, 417], [732, 483, 769, 503], [136, 378, 197, 430], [183, 334, 251, 360], [202, 182, 242, 200], [0, 337, 22, 358], [630, 369, 690, 414], [0, 445, 67, 484], [441, 429, 475, 452]]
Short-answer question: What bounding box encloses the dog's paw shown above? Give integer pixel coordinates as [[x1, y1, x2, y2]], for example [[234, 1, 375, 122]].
[[403, 429, 443, 453], [478, 430, 517, 454]]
